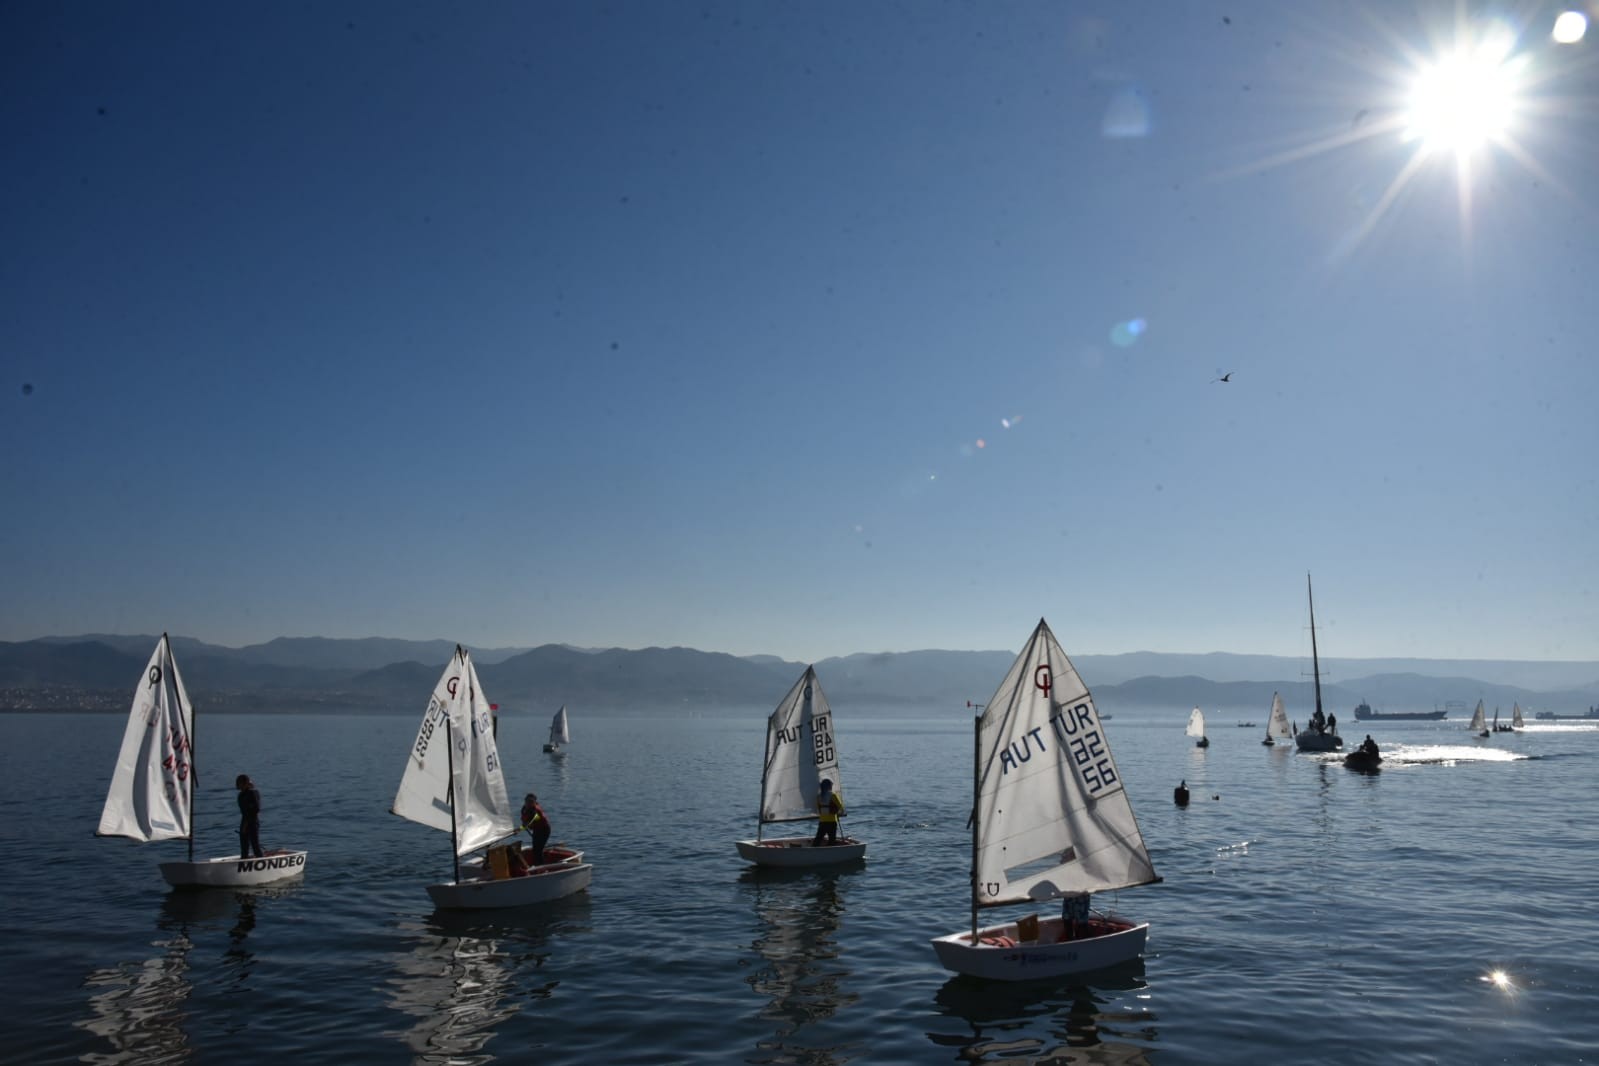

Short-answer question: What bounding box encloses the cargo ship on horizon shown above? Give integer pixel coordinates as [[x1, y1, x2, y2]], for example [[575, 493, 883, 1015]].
[[1352, 700, 1447, 721]]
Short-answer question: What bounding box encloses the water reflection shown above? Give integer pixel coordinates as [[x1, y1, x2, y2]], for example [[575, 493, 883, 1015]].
[[77, 888, 278, 1064], [929, 966, 1155, 1064], [742, 866, 860, 1065], [386, 902, 589, 1064]]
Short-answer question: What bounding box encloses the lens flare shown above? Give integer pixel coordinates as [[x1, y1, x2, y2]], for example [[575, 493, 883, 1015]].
[[1552, 11, 1587, 43]]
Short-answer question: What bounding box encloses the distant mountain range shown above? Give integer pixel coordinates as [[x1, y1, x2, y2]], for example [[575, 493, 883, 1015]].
[[3, 635, 1596, 716]]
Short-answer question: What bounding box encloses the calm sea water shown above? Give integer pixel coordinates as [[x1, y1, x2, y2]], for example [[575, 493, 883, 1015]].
[[5, 704, 1596, 1064]]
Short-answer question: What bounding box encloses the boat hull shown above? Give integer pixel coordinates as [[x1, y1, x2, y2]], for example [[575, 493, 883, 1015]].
[[931, 915, 1148, 981], [735, 837, 866, 867], [427, 861, 593, 910], [1343, 751, 1382, 772], [159, 849, 308, 888], [461, 845, 584, 878], [1295, 731, 1343, 752]]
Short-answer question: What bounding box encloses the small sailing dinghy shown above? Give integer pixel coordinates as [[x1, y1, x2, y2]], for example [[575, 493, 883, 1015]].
[[1187, 707, 1209, 748], [1294, 574, 1344, 753], [930, 619, 1160, 981], [543, 705, 570, 753], [392, 646, 591, 909], [97, 634, 308, 888], [735, 665, 866, 867], [1512, 703, 1525, 730], [1469, 700, 1490, 738], [1263, 692, 1293, 746]]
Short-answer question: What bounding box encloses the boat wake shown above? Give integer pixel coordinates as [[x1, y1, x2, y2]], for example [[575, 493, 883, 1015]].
[[1370, 745, 1528, 766]]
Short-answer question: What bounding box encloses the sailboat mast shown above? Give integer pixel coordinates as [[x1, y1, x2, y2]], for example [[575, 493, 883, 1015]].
[[969, 709, 981, 940], [755, 725, 768, 843], [445, 717, 460, 885], [1307, 573, 1324, 720]]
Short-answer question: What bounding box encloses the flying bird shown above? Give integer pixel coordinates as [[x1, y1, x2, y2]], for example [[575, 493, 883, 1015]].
[[1212, 371, 1233, 383]]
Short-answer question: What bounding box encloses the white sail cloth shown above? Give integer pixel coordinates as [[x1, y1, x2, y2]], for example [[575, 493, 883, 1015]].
[[759, 666, 840, 824], [1267, 693, 1293, 740], [97, 636, 194, 843], [1469, 701, 1487, 731], [392, 647, 515, 856], [975, 620, 1157, 907], [1186, 707, 1206, 738], [549, 706, 570, 747]]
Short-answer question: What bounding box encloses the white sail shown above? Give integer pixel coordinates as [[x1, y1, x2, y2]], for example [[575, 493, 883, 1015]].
[[97, 636, 194, 843], [1266, 692, 1293, 740], [1186, 707, 1206, 738], [393, 647, 516, 855], [974, 619, 1157, 908], [1512, 703, 1524, 729], [759, 665, 840, 824], [549, 706, 570, 748], [1469, 700, 1487, 732]]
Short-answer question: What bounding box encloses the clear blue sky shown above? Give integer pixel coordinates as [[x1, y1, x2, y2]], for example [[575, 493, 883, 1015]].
[[4, 1, 1597, 664]]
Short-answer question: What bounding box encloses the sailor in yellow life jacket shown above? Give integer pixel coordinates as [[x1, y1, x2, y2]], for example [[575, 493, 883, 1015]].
[[812, 778, 844, 846]]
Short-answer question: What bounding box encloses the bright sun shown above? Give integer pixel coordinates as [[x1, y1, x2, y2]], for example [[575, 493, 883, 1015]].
[[1404, 29, 1525, 157]]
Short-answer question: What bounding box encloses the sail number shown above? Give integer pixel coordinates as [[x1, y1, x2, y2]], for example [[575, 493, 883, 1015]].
[[995, 700, 1118, 797], [774, 713, 836, 766]]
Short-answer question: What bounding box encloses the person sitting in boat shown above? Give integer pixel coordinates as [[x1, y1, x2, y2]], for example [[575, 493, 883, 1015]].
[[1311, 708, 1326, 734], [520, 792, 551, 866], [1061, 892, 1092, 940], [1361, 735, 1379, 757], [813, 779, 844, 846], [1173, 780, 1190, 807]]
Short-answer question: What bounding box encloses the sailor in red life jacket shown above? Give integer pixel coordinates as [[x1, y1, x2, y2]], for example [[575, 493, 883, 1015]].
[[812, 778, 844, 846], [520, 792, 551, 866]]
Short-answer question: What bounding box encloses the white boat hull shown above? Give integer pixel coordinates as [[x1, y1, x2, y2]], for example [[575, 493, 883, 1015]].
[[1294, 730, 1343, 752], [735, 836, 866, 867], [427, 861, 593, 910], [931, 914, 1148, 981], [159, 849, 308, 888]]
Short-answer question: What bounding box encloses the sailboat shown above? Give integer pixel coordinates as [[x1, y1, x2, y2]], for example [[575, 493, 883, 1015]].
[[97, 634, 309, 888], [1187, 707, 1209, 748], [1469, 700, 1490, 738], [1294, 574, 1344, 752], [1512, 703, 1525, 730], [392, 646, 591, 909], [930, 619, 1161, 981], [543, 705, 570, 753], [736, 666, 866, 867], [1263, 692, 1293, 746]]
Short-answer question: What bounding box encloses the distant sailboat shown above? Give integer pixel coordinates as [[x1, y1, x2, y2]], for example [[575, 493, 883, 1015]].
[[1469, 700, 1490, 738], [1187, 707, 1209, 748], [97, 635, 308, 888], [1511, 703, 1525, 730], [1294, 574, 1344, 752], [543, 705, 570, 753], [1263, 692, 1292, 746]]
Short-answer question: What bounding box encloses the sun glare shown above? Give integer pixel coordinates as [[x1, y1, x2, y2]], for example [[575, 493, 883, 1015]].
[[1405, 29, 1524, 156]]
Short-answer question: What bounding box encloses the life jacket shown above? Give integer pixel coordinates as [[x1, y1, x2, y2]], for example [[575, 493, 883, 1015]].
[[521, 803, 547, 832], [816, 789, 842, 824]]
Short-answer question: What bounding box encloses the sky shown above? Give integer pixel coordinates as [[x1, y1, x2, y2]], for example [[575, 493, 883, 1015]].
[[4, 1, 1598, 665]]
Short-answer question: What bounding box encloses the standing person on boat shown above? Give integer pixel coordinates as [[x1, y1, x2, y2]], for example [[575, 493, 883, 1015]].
[[1327, 712, 1337, 736], [235, 774, 264, 859], [520, 792, 551, 866], [813, 778, 844, 846]]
